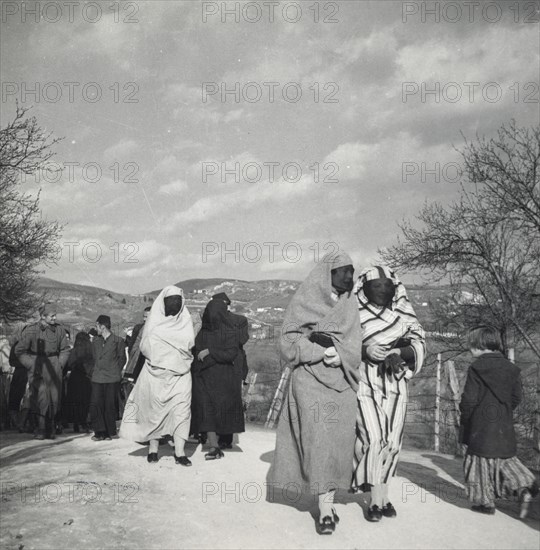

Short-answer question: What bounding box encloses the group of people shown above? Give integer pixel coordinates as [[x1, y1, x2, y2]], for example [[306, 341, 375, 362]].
[[119, 287, 249, 465], [269, 251, 537, 533], [6, 306, 127, 441], [2, 250, 538, 531]]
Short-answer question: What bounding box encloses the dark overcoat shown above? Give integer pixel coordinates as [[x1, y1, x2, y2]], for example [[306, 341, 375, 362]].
[[459, 352, 522, 458]]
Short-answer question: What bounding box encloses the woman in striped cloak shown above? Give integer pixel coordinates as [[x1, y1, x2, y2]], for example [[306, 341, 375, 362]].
[[352, 266, 426, 521]]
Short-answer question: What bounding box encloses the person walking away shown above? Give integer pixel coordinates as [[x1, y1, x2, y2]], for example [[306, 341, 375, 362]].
[[460, 325, 538, 518]]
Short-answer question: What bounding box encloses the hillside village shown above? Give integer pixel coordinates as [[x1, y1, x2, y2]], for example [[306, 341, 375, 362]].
[[19, 277, 463, 341]]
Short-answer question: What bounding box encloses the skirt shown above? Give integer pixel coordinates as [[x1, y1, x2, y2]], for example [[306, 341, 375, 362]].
[[119, 361, 192, 443], [268, 365, 357, 495], [463, 453, 537, 505]]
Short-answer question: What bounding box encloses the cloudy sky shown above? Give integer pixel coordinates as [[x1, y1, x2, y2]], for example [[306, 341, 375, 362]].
[[2, 0, 538, 293]]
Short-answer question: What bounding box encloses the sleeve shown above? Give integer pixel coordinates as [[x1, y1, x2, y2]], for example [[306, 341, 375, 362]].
[[459, 368, 481, 424], [292, 337, 326, 365], [118, 338, 127, 370], [58, 332, 71, 369], [208, 346, 240, 364], [511, 369, 523, 410], [14, 329, 34, 370]]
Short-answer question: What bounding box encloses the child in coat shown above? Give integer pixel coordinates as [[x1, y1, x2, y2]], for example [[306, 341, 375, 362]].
[[459, 325, 537, 518]]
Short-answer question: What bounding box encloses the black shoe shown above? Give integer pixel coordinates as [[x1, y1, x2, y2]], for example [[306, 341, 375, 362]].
[[198, 433, 207, 445], [367, 505, 383, 522], [175, 455, 192, 466], [471, 504, 496, 515], [91, 435, 105, 441], [219, 442, 233, 449], [205, 447, 224, 460], [147, 453, 159, 463], [316, 516, 336, 535], [382, 502, 397, 518], [104, 436, 112, 441]]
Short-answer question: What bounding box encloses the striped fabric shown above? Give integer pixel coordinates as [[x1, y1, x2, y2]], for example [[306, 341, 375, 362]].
[[463, 453, 536, 506], [353, 266, 426, 487]]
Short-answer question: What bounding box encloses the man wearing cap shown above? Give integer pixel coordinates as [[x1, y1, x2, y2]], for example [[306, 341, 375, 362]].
[[14, 304, 70, 439], [211, 292, 250, 449], [90, 315, 126, 441]]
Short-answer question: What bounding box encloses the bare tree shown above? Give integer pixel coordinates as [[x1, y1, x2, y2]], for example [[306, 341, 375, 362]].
[[381, 122, 540, 360], [460, 121, 540, 235], [0, 106, 63, 322]]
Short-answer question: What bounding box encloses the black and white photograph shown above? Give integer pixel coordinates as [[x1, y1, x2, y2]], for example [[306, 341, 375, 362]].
[[0, 1, 539, 548]]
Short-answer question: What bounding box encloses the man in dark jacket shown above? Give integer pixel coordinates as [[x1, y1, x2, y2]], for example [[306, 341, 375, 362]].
[[90, 315, 125, 441]]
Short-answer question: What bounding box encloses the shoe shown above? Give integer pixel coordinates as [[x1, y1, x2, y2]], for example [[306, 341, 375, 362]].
[[205, 447, 224, 460], [175, 455, 192, 466], [316, 508, 339, 535], [198, 433, 207, 445], [91, 435, 105, 441], [382, 502, 397, 518], [147, 453, 159, 463], [367, 505, 383, 522], [219, 442, 233, 449], [104, 436, 112, 441], [33, 433, 45, 440], [471, 504, 496, 515]]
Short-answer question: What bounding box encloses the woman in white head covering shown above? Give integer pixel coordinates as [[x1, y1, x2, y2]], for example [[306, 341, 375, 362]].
[[119, 285, 195, 466]]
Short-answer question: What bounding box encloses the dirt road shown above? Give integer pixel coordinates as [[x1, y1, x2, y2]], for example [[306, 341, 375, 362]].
[[1, 425, 538, 549]]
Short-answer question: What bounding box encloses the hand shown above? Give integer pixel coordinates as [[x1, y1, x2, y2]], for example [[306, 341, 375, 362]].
[[366, 344, 388, 362], [384, 352, 405, 374], [197, 349, 210, 361], [323, 346, 342, 367]]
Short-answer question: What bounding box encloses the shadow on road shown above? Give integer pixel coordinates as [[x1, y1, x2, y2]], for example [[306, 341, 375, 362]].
[[398, 453, 540, 531]]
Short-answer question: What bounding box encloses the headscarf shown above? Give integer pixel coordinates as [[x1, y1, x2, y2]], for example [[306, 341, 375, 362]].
[[139, 285, 195, 374], [280, 250, 364, 392], [354, 266, 426, 377]]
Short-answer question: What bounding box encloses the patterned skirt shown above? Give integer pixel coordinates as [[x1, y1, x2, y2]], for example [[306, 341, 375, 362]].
[[463, 452, 536, 506]]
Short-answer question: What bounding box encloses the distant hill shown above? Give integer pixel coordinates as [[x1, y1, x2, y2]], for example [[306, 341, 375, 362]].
[[23, 276, 455, 338]]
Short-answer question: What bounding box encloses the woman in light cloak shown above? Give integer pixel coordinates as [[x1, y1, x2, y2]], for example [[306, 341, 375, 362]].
[[119, 285, 195, 466], [268, 250, 363, 535]]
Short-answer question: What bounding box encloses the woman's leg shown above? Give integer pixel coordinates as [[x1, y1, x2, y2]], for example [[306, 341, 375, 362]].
[[318, 490, 336, 520], [148, 439, 159, 454], [371, 484, 384, 508], [207, 431, 218, 449], [173, 426, 186, 457]]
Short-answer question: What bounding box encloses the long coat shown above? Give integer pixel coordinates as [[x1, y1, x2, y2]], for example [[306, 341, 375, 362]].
[[63, 342, 93, 423], [191, 321, 244, 435], [14, 323, 70, 417], [459, 352, 522, 459]]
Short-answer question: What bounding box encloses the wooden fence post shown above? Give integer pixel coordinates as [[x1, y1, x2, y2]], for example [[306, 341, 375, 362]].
[[435, 353, 441, 452], [445, 360, 463, 457]]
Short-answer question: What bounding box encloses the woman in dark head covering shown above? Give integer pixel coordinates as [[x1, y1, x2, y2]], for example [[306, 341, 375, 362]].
[[191, 299, 244, 460], [63, 331, 93, 433], [352, 266, 426, 521], [268, 250, 363, 535]]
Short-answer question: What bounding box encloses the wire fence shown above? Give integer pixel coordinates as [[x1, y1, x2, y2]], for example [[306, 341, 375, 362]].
[[243, 342, 539, 471]]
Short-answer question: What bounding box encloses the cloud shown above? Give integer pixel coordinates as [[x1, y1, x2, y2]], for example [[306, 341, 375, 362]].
[[158, 180, 189, 195]]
